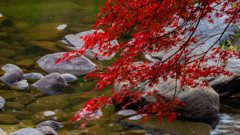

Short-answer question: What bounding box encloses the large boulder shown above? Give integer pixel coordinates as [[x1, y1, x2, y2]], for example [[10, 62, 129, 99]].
[[62, 30, 119, 60], [115, 78, 219, 121], [32, 73, 67, 95], [37, 52, 97, 76]]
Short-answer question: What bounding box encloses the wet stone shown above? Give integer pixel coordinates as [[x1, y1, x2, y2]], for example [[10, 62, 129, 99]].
[[0, 68, 23, 84], [10, 80, 29, 91], [23, 73, 44, 80], [0, 96, 5, 109], [0, 128, 7, 135], [1, 64, 21, 72], [10, 128, 43, 135], [37, 120, 63, 130], [37, 126, 57, 135]]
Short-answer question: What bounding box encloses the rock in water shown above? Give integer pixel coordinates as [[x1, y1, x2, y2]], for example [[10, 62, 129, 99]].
[[61, 73, 77, 82], [10, 80, 29, 91], [0, 68, 23, 84], [32, 73, 67, 95], [36, 120, 63, 130], [23, 73, 44, 79], [62, 30, 119, 60], [115, 78, 219, 121], [1, 64, 21, 72], [0, 96, 5, 109], [10, 128, 43, 135], [37, 126, 57, 135], [37, 52, 97, 76]]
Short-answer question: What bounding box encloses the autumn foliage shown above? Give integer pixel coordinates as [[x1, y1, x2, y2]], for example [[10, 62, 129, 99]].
[[58, 0, 240, 126]]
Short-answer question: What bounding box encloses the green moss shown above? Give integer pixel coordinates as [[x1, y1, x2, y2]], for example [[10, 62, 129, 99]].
[[29, 41, 60, 52], [79, 126, 108, 135], [34, 94, 70, 109], [4, 110, 32, 120], [16, 59, 34, 68], [26, 103, 51, 114], [0, 49, 16, 58], [4, 102, 25, 110], [0, 114, 19, 125], [0, 90, 36, 105]]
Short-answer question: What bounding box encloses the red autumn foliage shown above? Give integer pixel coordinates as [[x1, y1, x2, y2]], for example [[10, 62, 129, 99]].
[[57, 0, 240, 127]]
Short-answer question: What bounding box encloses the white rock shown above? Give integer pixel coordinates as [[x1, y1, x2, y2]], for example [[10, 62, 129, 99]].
[[118, 109, 137, 116], [57, 24, 67, 30], [44, 111, 56, 117]]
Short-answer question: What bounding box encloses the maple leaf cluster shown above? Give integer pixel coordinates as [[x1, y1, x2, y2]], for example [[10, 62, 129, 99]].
[[59, 0, 240, 127]]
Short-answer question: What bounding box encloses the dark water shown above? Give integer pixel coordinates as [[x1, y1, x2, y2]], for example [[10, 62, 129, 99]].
[[0, 0, 239, 134]]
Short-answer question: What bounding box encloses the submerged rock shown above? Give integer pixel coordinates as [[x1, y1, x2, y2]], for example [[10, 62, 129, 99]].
[[30, 41, 59, 52], [26, 103, 51, 114], [10, 80, 29, 91], [37, 52, 97, 76], [0, 114, 19, 125], [62, 29, 118, 60], [4, 102, 24, 110], [36, 120, 63, 130], [0, 128, 7, 135], [61, 73, 77, 82], [25, 23, 67, 41], [32, 111, 67, 124], [10, 128, 43, 135], [32, 73, 67, 95], [23, 73, 44, 80], [0, 96, 5, 109], [16, 59, 34, 68], [37, 126, 57, 135], [0, 68, 23, 84]]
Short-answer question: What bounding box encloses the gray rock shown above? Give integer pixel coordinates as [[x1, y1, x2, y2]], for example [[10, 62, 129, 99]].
[[0, 128, 7, 135], [115, 78, 219, 121], [23, 73, 44, 79], [32, 73, 67, 95], [10, 128, 43, 135], [37, 126, 58, 135], [0, 96, 5, 109], [62, 30, 118, 60], [61, 73, 77, 82], [1, 64, 21, 72], [10, 80, 29, 91], [0, 68, 23, 84], [118, 109, 138, 116], [36, 120, 63, 130], [37, 52, 97, 76]]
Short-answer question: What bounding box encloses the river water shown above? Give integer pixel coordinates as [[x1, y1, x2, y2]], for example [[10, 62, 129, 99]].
[[0, 0, 239, 134]]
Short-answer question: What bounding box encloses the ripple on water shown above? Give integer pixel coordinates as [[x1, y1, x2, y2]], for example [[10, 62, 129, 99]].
[[211, 113, 240, 135]]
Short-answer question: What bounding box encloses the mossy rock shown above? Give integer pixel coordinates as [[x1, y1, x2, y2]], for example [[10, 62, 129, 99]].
[[0, 57, 14, 67], [30, 41, 60, 52], [0, 114, 19, 124], [0, 49, 17, 58], [61, 121, 82, 130], [4, 102, 25, 110], [0, 32, 8, 38], [69, 95, 91, 106], [71, 103, 85, 111], [56, 40, 72, 51], [124, 130, 147, 135], [0, 16, 7, 25], [0, 90, 36, 105], [19, 120, 35, 128], [26, 103, 51, 114], [32, 111, 68, 124], [5, 110, 32, 120], [25, 23, 67, 41], [16, 59, 34, 68], [122, 115, 212, 135], [34, 94, 70, 109], [79, 126, 108, 135]]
